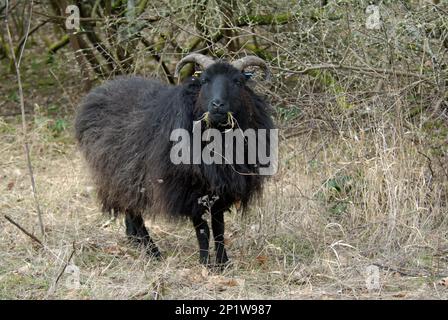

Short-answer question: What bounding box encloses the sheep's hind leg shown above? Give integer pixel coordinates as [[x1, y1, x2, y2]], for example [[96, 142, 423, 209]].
[[211, 210, 229, 265], [125, 213, 161, 258], [192, 215, 210, 265]]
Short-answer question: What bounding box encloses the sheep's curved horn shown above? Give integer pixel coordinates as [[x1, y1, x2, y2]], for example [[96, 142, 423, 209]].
[[231, 56, 271, 80], [174, 53, 215, 77]]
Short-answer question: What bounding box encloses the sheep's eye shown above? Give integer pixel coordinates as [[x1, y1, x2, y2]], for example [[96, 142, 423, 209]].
[[200, 78, 209, 85]]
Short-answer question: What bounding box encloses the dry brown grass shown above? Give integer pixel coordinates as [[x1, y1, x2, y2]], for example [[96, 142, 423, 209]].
[[1, 0, 447, 300], [1, 107, 447, 299]]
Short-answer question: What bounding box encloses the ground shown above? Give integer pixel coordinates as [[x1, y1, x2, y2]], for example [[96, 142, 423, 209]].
[[1, 114, 447, 299]]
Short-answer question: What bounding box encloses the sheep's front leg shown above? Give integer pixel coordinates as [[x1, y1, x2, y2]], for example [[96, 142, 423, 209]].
[[211, 211, 229, 265], [192, 215, 210, 265], [125, 213, 161, 258]]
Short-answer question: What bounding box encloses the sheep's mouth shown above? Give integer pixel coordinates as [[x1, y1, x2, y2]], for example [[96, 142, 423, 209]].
[[209, 112, 227, 126], [199, 111, 236, 129]]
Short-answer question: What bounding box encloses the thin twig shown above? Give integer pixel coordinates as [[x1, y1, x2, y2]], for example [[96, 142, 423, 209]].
[[16, 20, 48, 67], [373, 262, 447, 278], [5, 0, 45, 237], [3, 215, 44, 248], [0, 110, 33, 117], [4, 216, 72, 268], [33, 10, 103, 22], [48, 242, 77, 295], [33, 10, 167, 23], [49, 69, 75, 111], [272, 64, 426, 79]]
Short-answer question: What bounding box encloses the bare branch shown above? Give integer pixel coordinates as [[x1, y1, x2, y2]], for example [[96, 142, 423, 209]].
[[4, 0, 45, 237], [272, 64, 427, 79]]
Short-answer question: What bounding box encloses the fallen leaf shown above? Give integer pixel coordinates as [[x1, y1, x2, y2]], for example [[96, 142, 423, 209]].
[[220, 279, 239, 287], [180, 267, 207, 283], [14, 265, 30, 275], [392, 292, 407, 298], [256, 255, 268, 265], [103, 244, 125, 255], [205, 275, 244, 291], [201, 266, 209, 278], [437, 277, 448, 287]]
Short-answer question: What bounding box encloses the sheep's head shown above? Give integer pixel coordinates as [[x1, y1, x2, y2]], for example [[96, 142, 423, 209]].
[[174, 54, 270, 128]]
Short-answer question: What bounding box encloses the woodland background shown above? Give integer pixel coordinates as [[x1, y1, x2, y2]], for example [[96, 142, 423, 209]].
[[0, 0, 447, 299]]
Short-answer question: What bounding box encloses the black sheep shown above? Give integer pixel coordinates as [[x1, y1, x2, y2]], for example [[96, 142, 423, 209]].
[[75, 54, 275, 265]]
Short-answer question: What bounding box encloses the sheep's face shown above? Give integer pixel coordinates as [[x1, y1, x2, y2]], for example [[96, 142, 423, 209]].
[[197, 63, 247, 127]]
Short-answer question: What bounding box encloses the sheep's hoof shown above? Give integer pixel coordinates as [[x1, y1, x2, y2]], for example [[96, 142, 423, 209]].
[[127, 236, 162, 260], [215, 252, 229, 265], [207, 260, 232, 272], [199, 254, 210, 266], [146, 246, 162, 260]]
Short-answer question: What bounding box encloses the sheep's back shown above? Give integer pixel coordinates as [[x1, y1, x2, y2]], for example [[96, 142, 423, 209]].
[[75, 77, 166, 142], [75, 76, 170, 214]]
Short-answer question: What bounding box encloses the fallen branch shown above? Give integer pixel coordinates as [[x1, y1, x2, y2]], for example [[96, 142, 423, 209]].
[[373, 262, 448, 278], [4, 215, 44, 248]]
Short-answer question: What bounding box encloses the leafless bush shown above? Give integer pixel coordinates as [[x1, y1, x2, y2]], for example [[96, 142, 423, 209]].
[[0, 0, 447, 299]]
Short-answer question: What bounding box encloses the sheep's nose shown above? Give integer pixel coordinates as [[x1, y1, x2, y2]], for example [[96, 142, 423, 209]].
[[210, 99, 229, 113], [211, 99, 225, 111]]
